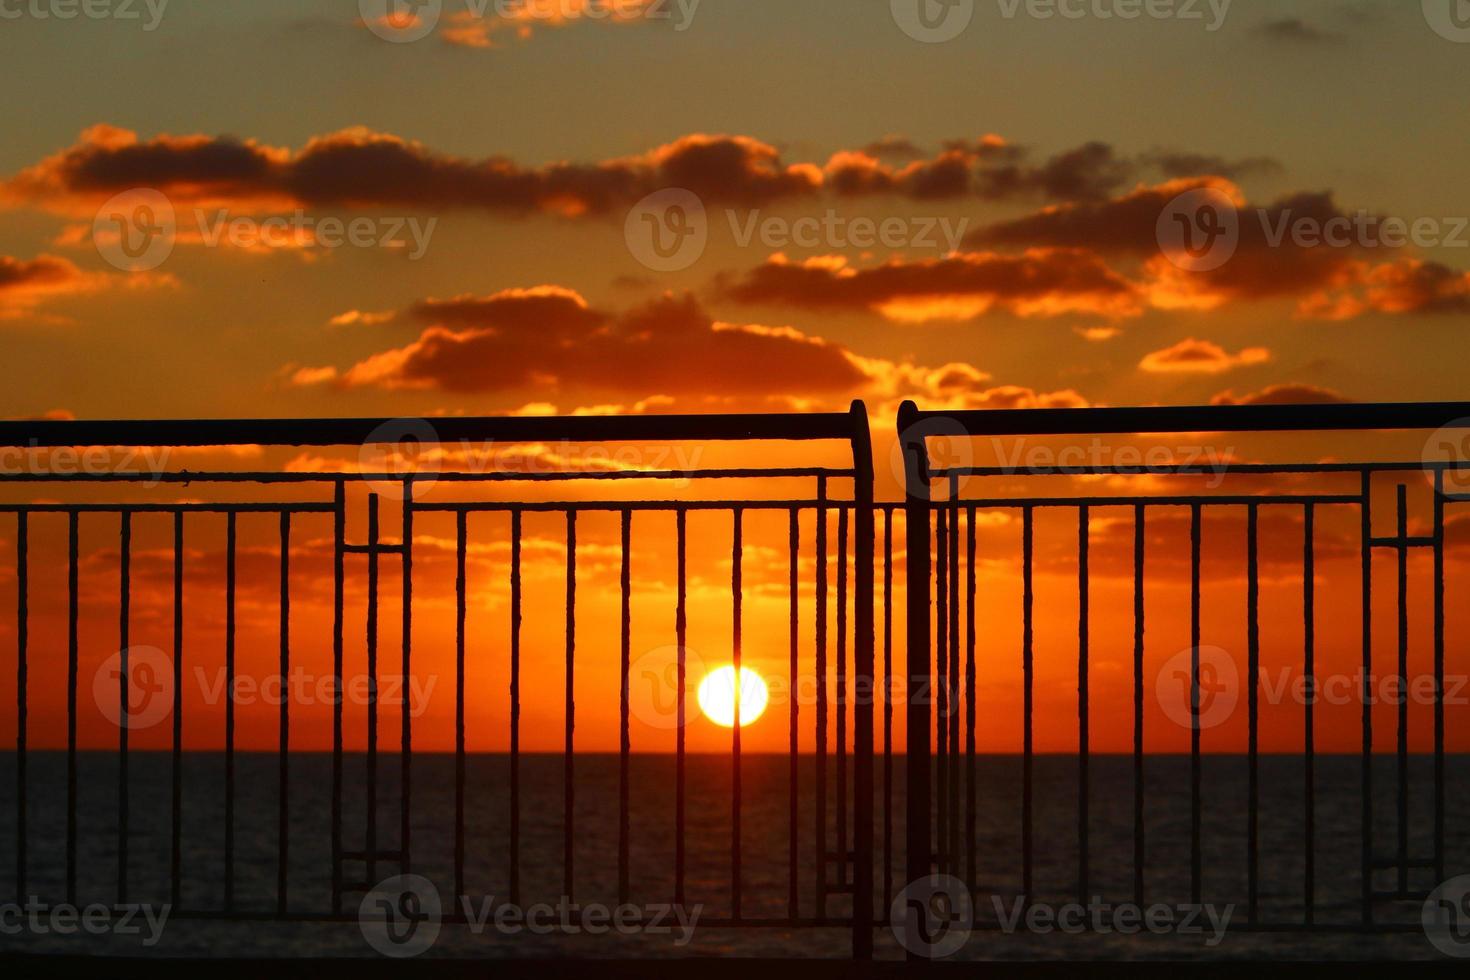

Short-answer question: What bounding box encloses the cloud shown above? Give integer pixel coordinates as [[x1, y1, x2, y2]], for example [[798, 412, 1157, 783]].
[[1252, 18, 1339, 43], [1211, 383, 1350, 406], [1, 126, 822, 218], [1138, 338, 1270, 374], [4, 127, 1294, 219], [0, 253, 162, 318], [968, 177, 1470, 318], [295, 285, 1071, 413], [298, 288, 869, 398], [719, 250, 1143, 323]]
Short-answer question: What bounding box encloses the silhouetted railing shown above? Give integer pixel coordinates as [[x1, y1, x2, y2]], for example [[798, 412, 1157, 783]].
[[0, 407, 877, 957], [898, 400, 1470, 953]]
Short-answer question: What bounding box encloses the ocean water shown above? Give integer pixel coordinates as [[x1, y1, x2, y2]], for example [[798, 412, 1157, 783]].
[[0, 752, 1465, 961]]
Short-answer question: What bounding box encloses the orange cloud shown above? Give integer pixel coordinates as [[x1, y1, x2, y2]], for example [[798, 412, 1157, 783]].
[[1138, 338, 1271, 374], [721, 250, 1143, 323], [1211, 383, 1350, 406]]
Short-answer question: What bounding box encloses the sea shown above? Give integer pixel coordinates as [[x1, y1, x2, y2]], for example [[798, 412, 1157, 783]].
[[0, 752, 1465, 961]]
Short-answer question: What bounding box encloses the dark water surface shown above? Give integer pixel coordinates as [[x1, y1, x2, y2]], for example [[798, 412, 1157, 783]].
[[0, 752, 1465, 960]]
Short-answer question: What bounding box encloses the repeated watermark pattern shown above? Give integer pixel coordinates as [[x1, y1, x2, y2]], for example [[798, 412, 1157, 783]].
[[1424, 419, 1470, 496], [0, 443, 172, 482], [892, 0, 1231, 42], [625, 188, 965, 273], [92, 646, 439, 731], [358, 874, 702, 958], [0, 0, 168, 29], [93, 189, 437, 272], [1158, 186, 1470, 273], [1155, 645, 1470, 732], [1423, 0, 1470, 43], [891, 875, 1232, 957], [1425, 875, 1470, 957], [0, 899, 171, 946]]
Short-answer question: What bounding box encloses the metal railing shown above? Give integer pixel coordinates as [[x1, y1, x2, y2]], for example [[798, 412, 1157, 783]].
[[897, 400, 1470, 949], [0, 406, 877, 957]]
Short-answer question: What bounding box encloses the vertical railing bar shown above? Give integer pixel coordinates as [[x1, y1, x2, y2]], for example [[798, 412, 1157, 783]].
[[510, 509, 523, 907], [171, 511, 184, 908], [619, 508, 632, 907], [14, 512, 27, 906], [1021, 505, 1034, 902], [816, 476, 828, 915], [837, 507, 849, 888], [118, 510, 130, 906], [329, 486, 342, 915], [964, 505, 976, 894], [851, 401, 875, 960], [564, 509, 577, 902], [1360, 471, 1373, 926], [1077, 504, 1089, 906], [227, 510, 239, 912], [1433, 470, 1446, 887], [882, 507, 894, 916], [1303, 501, 1315, 925], [277, 510, 290, 915], [366, 495, 380, 887], [732, 506, 744, 922], [400, 483, 413, 877], [66, 512, 78, 907], [948, 488, 960, 879], [1395, 483, 1409, 896], [1190, 502, 1202, 907], [455, 510, 467, 905], [898, 404, 933, 956], [1133, 504, 1145, 909], [935, 500, 948, 877], [788, 506, 800, 921], [1247, 502, 1260, 924], [675, 508, 687, 909]]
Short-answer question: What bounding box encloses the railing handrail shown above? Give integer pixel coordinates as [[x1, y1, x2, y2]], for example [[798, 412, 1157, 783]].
[[899, 400, 1470, 436], [0, 408, 866, 449]]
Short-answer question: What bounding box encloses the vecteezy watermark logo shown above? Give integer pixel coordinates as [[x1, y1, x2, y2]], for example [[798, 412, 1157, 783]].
[[629, 645, 708, 729], [1156, 646, 1238, 732], [890, 414, 976, 498], [94, 188, 176, 272], [361, 0, 443, 42], [890, 874, 973, 958], [728, 210, 968, 253], [1425, 875, 1470, 957], [891, 0, 974, 42], [625, 188, 707, 272], [0, 0, 170, 30], [360, 874, 443, 958], [1157, 186, 1239, 273], [359, 418, 443, 499], [1424, 419, 1470, 497], [1423, 0, 1470, 43], [459, 897, 702, 942], [0, 899, 171, 946], [995, 0, 1231, 31], [93, 647, 174, 732], [992, 895, 1233, 945]]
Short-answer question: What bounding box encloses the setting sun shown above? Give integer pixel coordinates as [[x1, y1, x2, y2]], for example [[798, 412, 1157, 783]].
[[695, 666, 769, 728]]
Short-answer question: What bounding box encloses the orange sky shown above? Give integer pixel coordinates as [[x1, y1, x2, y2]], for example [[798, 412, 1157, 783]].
[[2, 2, 1469, 756]]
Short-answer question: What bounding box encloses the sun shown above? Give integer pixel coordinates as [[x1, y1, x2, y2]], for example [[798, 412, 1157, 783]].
[[696, 665, 769, 728]]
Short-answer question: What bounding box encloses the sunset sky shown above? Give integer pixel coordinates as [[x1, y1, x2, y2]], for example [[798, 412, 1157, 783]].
[[1, 0, 1468, 755]]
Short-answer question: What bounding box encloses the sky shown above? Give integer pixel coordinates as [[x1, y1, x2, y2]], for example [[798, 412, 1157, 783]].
[[1, 0, 1468, 753]]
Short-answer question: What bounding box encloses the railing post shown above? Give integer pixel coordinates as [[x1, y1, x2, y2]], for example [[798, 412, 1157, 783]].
[[897, 400, 933, 960], [849, 401, 875, 960]]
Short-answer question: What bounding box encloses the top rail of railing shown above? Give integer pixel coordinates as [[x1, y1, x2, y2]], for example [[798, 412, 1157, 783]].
[[898, 400, 1470, 437], [0, 408, 869, 449]]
